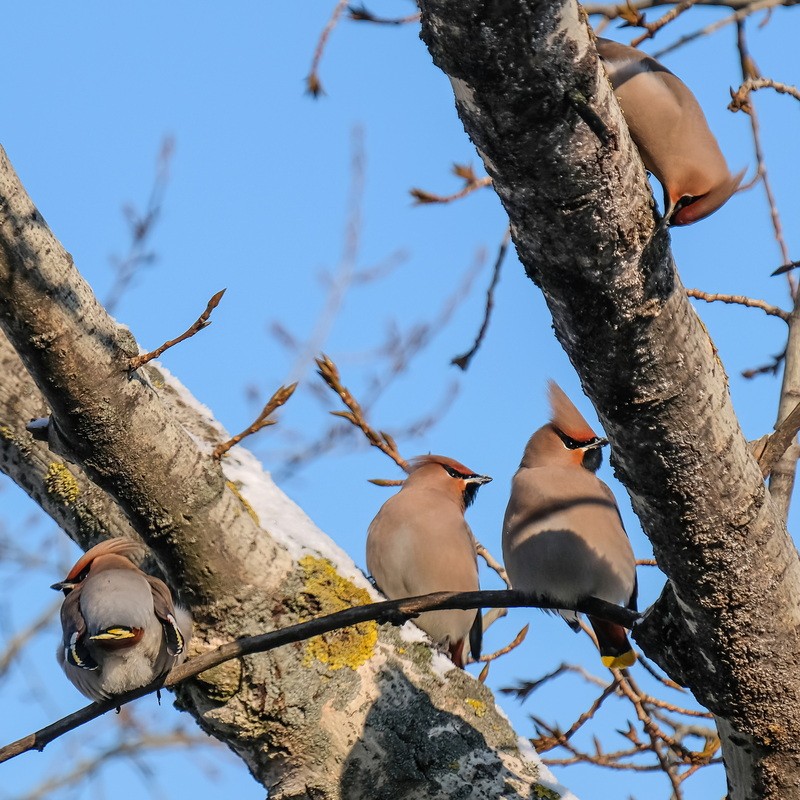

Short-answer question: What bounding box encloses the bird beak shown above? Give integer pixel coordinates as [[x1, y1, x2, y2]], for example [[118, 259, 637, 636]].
[[50, 580, 76, 592], [586, 437, 608, 450], [468, 474, 492, 485]]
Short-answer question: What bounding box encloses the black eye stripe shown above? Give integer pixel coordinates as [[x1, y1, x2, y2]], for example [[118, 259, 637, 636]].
[[553, 426, 603, 451], [442, 465, 479, 480]]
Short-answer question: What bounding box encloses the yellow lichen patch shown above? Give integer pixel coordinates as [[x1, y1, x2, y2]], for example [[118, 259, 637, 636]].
[[0, 424, 14, 441], [226, 481, 260, 524], [299, 555, 377, 671], [464, 698, 487, 717], [533, 785, 561, 800], [45, 462, 79, 504]]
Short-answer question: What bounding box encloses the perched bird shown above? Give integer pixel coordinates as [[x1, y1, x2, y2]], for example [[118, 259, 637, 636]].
[[52, 538, 192, 701], [597, 37, 744, 226], [502, 382, 637, 669], [366, 455, 491, 667]]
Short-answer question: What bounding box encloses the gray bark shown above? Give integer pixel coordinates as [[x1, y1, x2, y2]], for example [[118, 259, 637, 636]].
[[417, 1, 800, 798], [0, 147, 557, 798]]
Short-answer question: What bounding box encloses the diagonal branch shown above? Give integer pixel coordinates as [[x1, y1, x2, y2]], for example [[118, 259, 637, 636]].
[[0, 588, 638, 763]]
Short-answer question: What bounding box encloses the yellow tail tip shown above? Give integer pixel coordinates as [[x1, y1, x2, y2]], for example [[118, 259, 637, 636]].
[[90, 627, 136, 640], [601, 650, 637, 669]]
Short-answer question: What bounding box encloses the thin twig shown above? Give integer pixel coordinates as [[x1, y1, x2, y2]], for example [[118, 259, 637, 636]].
[[411, 165, 492, 205], [129, 289, 226, 371], [106, 137, 174, 313], [741, 348, 786, 379], [651, 0, 787, 60], [349, 4, 420, 24], [729, 77, 800, 113], [213, 383, 298, 460], [315, 353, 409, 472], [0, 588, 639, 763], [478, 624, 529, 663], [772, 260, 800, 277], [686, 288, 789, 321], [734, 22, 795, 297], [306, 0, 349, 96], [629, 0, 698, 46], [756, 401, 800, 477], [535, 678, 620, 752], [452, 228, 510, 370]]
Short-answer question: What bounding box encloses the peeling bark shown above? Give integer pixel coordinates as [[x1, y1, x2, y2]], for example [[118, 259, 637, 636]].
[[417, 1, 800, 797], [0, 147, 560, 797]]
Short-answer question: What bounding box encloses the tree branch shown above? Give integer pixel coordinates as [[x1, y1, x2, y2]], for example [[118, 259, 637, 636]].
[[416, 2, 800, 796], [0, 588, 637, 763]]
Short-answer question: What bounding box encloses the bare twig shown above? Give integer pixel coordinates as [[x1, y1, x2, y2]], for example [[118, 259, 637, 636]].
[[585, 0, 791, 17], [741, 349, 786, 379], [213, 383, 298, 460], [650, 0, 788, 61], [686, 288, 789, 321], [729, 77, 800, 113], [734, 22, 794, 294], [0, 588, 638, 763], [315, 353, 410, 472], [0, 599, 60, 679], [755, 401, 800, 477], [452, 228, 510, 371], [629, 0, 698, 46], [307, 0, 349, 96], [106, 137, 174, 313], [411, 165, 492, 205], [349, 4, 421, 24], [772, 260, 800, 277], [478, 624, 529, 663], [129, 289, 226, 371], [534, 678, 620, 752]]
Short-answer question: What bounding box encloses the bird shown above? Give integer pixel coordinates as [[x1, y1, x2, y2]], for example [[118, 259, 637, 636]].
[[597, 37, 744, 226], [52, 538, 192, 701], [502, 382, 638, 669], [366, 455, 491, 667]]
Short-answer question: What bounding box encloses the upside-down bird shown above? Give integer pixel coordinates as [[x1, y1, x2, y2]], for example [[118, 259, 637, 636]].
[[52, 538, 192, 700], [502, 382, 637, 668], [597, 37, 744, 226], [367, 455, 491, 667]]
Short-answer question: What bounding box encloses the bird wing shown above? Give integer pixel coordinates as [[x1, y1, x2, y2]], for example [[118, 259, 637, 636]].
[[146, 576, 188, 657]]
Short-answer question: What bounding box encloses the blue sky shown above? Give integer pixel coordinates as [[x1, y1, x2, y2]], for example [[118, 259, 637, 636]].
[[0, 2, 798, 799]]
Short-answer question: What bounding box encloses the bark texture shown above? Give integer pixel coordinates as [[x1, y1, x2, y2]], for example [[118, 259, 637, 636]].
[[417, 1, 800, 798], [0, 148, 557, 798]]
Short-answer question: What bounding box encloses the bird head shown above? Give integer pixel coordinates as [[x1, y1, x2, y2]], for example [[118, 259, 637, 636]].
[[669, 167, 745, 226], [51, 538, 145, 595], [522, 382, 608, 471], [406, 455, 492, 509]]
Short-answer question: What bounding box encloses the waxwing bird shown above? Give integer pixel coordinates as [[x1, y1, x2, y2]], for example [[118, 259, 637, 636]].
[[366, 455, 491, 667], [597, 37, 744, 226], [502, 382, 638, 669], [52, 538, 192, 701]]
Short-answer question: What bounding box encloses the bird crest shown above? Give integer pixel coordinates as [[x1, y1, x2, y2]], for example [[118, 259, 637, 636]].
[[408, 454, 476, 477], [548, 381, 599, 442], [63, 538, 145, 583]]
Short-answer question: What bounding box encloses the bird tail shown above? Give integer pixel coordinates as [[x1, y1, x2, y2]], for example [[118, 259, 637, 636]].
[[589, 617, 636, 669], [469, 610, 483, 662]]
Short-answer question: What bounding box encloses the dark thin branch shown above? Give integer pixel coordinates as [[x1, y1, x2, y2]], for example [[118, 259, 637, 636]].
[[452, 228, 510, 370], [0, 588, 639, 764], [348, 4, 421, 25], [129, 289, 226, 371]]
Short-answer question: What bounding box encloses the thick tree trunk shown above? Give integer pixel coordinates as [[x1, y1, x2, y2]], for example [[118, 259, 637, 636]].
[[417, 1, 800, 797], [0, 146, 564, 799]]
